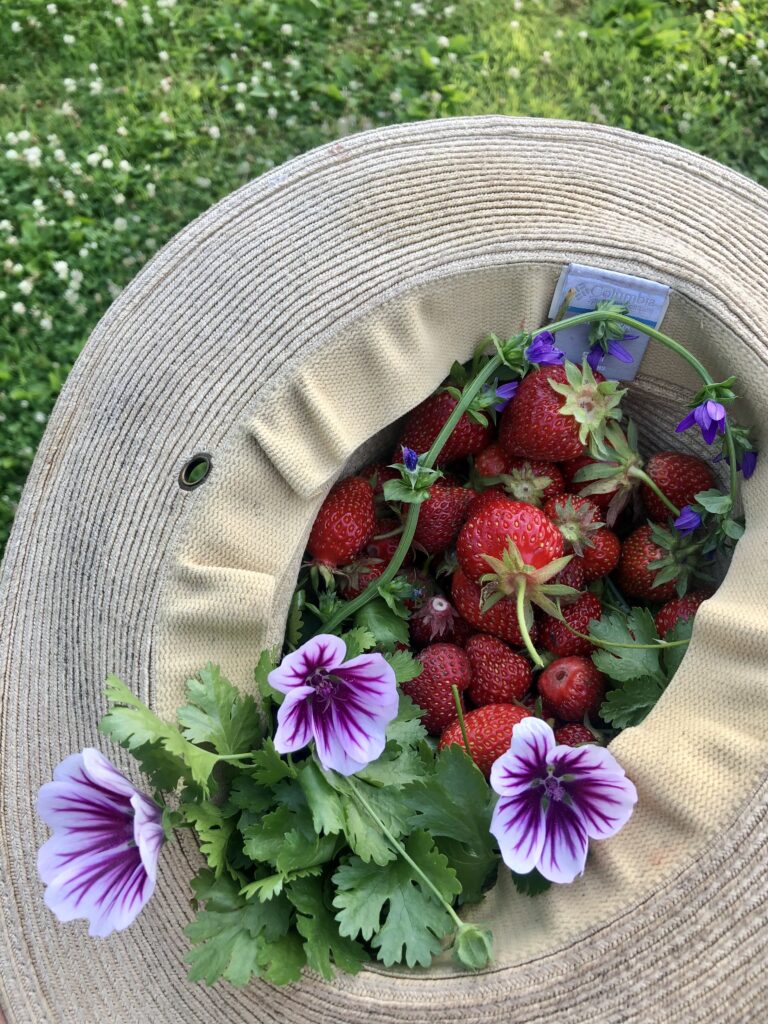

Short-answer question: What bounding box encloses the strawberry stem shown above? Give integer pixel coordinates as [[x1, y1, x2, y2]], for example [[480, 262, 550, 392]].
[[516, 579, 544, 668], [451, 684, 472, 756], [627, 466, 681, 518]]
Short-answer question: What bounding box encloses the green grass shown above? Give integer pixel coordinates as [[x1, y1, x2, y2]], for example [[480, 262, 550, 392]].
[[1, 0, 766, 553]]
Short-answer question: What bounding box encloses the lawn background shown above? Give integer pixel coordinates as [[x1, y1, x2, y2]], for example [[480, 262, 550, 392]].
[[1, 0, 767, 554]]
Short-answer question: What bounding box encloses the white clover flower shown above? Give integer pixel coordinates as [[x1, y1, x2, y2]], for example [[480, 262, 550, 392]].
[[113, 216, 128, 231], [59, 101, 75, 116], [11, 21, 22, 33], [410, 3, 426, 15], [235, 101, 246, 114], [0, 220, 10, 231], [267, 106, 278, 119], [12, 301, 26, 314], [261, 59, 273, 70], [236, 81, 247, 92], [158, 50, 169, 62], [367, 11, 379, 24], [40, 316, 52, 330], [509, 19, 520, 28], [444, 3, 456, 13], [541, 50, 552, 64], [18, 129, 31, 142], [113, 192, 125, 205], [115, 16, 124, 27], [193, 175, 211, 188], [89, 80, 103, 95], [85, 151, 101, 167], [748, 54, 761, 66], [244, 124, 256, 136], [6, 235, 17, 246], [142, 11, 153, 26], [28, 16, 41, 27], [207, 124, 220, 139], [117, 159, 130, 172], [34, 410, 48, 423], [146, 182, 156, 197], [578, 29, 589, 40], [70, 269, 83, 286], [158, 110, 172, 124], [116, 125, 128, 137], [52, 260, 69, 279], [704, 8, 715, 18], [19, 279, 34, 295], [32, 198, 46, 211], [62, 33, 75, 44], [389, 88, 403, 103], [160, 75, 172, 92], [6, 131, 17, 144], [101, 157, 113, 169], [284, 55, 300, 70], [62, 189, 75, 205], [5, 149, 18, 161], [53, 148, 66, 162], [437, 35, 450, 47], [24, 146, 42, 168], [157, 0, 177, 8], [78, 246, 88, 257], [280, 22, 293, 35], [46, 3, 58, 13]]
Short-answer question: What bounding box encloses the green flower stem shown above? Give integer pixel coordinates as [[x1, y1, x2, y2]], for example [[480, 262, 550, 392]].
[[627, 466, 681, 518], [517, 580, 544, 668], [318, 355, 503, 637], [451, 684, 472, 756], [558, 618, 690, 650], [349, 778, 463, 930]]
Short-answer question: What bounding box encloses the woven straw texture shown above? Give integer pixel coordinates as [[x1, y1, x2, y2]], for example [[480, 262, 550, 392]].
[[2, 117, 768, 1023]]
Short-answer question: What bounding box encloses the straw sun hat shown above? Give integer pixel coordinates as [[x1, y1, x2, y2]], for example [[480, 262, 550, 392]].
[[2, 116, 768, 1023]]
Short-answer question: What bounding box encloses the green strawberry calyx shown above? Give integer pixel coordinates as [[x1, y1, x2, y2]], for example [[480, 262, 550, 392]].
[[573, 421, 646, 526], [479, 465, 553, 508], [647, 522, 712, 598], [548, 358, 626, 450], [478, 540, 577, 666], [546, 494, 604, 556]]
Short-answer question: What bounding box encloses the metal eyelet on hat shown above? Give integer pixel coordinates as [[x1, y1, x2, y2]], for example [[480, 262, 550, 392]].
[[178, 453, 212, 490]]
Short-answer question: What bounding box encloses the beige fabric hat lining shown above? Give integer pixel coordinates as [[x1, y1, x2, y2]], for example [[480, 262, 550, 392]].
[[2, 117, 768, 1022]]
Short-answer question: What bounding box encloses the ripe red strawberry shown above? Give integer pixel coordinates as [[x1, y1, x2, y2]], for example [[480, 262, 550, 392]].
[[499, 365, 609, 462], [641, 451, 716, 522], [338, 559, 386, 599], [457, 498, 564, 582], [451, 617, 475, 647], [540, 592, 602, 657], [399, 391, 492, 466], [464, 488, 509, 521], [409, 595, 458, 648], [365, 517, 404, 563], [451, 568, 529, 646], [655, 590, 710, 639], [574, 528, 621, 582], [413, 485, 475, 554], [308, 477, 376, 566], [615, 525, 678, 602], [474, 442, 511, 478], [402, 643, 471, 735], [555, 723, 598, 746], [360, 463, 400, 496], [543, 493, 604, 556], [538, 656, 606, 722], [438, 703, 532, 776], [560, 453, 613, 511], [465, 635, 532, 706], [553, 558, 586, 594]]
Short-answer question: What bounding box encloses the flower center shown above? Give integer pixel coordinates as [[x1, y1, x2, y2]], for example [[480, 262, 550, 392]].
[[542, 775, 565, 802], [307, 668, 340, 706]]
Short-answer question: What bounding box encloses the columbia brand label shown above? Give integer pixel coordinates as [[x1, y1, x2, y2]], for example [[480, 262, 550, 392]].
[[548, 264, 671, 381]]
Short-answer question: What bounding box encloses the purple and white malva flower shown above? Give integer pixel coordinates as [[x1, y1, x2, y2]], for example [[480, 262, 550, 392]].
[[269, 635, 398, 776], [37, 748, 165, 937], [490, 717, 637, 884], [525, 331, 565, 366], [674, 505, 702, 536], [676, 400, 727, 445]]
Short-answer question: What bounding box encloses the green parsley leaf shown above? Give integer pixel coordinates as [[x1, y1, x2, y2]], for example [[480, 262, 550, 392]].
[[599, 676, 665, 729], [339, 625, 376, 660], [253, 933, 307, 985], [100, 675, 218, 791], [590, 607, 665, 684], [248, 738, 297, 785], [240, 867, 323, 903], [662, 617, 694, 680], [255, 649, 283, 706], [286, 588, 306, 651], [511, 869, 552, 897], [180, 800, 236, 877], [298, 760, 345, 835], [333, 830, 461, 967], [288, 875, 369, 979], [128, 741, 187, 792], [185, 870, 293, 987], [177, 664, 262, 755], [356, 695, 430, 788], [353, 597, 409, 649]]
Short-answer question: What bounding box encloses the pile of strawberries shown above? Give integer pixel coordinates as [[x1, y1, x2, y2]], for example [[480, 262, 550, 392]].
[[303, 364, 714, 777]]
